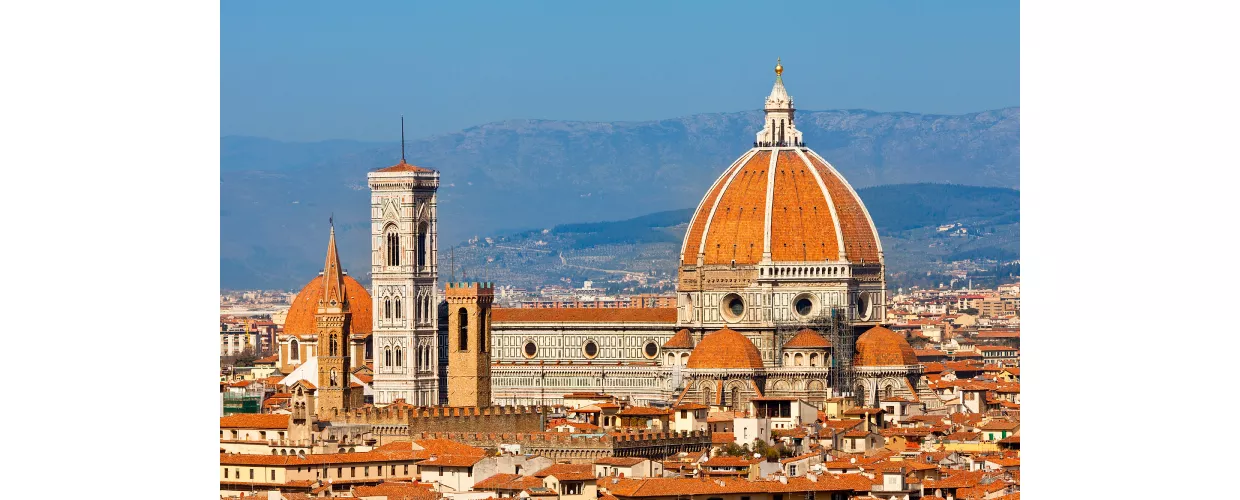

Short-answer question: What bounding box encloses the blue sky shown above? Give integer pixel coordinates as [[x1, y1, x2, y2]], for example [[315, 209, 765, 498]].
[[222, 0, 1018, 142]]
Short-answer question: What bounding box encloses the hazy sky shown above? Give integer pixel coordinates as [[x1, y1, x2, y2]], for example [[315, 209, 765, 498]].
[[222, 1, 1018, 142]]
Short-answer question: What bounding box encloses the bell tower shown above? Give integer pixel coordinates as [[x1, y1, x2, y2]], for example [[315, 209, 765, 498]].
[[368, 130, 441, 406], [446, 282, 493, 408], [315, 224, 352, 414]]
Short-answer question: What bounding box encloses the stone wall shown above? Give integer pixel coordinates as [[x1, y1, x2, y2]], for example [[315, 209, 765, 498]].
[[325, 405, 548, 433], [407, 430, 712, 464]]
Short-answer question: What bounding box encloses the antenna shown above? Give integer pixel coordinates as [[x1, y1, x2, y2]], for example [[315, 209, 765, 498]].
[[401, 115, 406, 163]]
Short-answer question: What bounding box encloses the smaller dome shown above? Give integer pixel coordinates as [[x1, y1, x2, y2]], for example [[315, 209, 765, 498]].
[[854, 326, 918, 367], [283, 274, 373, 336], [663, 329, 695, 349], [784, 328, 831, 349], [686, 328, 765, 370]]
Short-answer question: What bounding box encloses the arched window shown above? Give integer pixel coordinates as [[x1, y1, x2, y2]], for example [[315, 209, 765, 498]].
[[730, 387, 741, 408], [417, 222, 429, 271], [810, 353, 819, 366], [385, 299, 392, 319], [885, 385, 893, 398], [385, 348, 392, 367], [329, 334, 338, 356], [385, 229, 401, 267], [457, 308, 469, 351], [395, 298, 402, 319], [395, 348, 402, 367], [290, 340, 299, 360]]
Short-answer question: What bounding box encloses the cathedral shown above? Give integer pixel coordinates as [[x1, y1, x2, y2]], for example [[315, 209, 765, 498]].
[[273, 60, 937, 414]]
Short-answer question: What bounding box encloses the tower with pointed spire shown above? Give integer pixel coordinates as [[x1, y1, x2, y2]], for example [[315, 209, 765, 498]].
[[756, 58, 803, 147], [367, 125, 442, 406], [315, 223, 355, 414]]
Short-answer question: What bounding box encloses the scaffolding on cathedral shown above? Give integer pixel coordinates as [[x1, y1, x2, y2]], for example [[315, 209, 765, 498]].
[[774, 306, 861, 406]]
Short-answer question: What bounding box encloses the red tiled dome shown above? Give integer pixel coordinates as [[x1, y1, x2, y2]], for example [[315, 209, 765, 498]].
[[283, 275, 373, 336], [686, 328, 765, 369], [679, 149, 881, 266], [784, 328, 831, 349], [854, 326, 918, 367]]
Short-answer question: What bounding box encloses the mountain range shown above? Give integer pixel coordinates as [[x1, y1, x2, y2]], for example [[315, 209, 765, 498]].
[[221, 107, 1019, 290]]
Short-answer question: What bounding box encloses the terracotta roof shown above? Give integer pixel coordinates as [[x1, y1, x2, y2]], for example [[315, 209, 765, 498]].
[[784, 329, 831, 349], [220, 414, 289, 430], [492, 308, 676, 323], [375, 160, 434, 173], [595, 457, 647, 466], [780, 452, 820, 464], [417, 454, 486, 467], [534, 463, 595, 481], [607, 475, 872, 497], [474, 473, 543, 491], [283, 274, 373, 336], [703, 456, 762, 467], [663, 329, 695, 349], [681, 148, 880, 266], [687, 328, 765, 370], [853, 326, 918, 367], [979, 420, 1020, 431], [353, 482, 439, 500], [674, 403, 710, 411], [617, 406, 671, 417], [712, 432, 735, 444]]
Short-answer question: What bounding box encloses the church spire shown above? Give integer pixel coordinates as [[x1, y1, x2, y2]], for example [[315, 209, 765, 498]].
[[321, 219, 346, 307], [756, 58, 802, 147]]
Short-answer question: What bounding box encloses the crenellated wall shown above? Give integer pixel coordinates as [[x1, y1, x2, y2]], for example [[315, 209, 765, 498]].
[[324, 405, 548, 433], [404, 430, 712, 463]]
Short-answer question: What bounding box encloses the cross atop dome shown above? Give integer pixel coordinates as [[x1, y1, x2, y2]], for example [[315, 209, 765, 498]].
[[756, 58, 803, 147]]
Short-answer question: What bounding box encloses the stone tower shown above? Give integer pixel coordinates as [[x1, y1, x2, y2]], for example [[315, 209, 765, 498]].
[[315, 225, 353, 414], [368, 157, 440, 406], [446, 282, 494, 408]]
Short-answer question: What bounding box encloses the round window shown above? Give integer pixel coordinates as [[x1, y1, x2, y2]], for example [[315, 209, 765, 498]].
[[643, 341, 659, 359], [522, 340, 537, 359], [722, 294, 745, 321], [583, 340, 599, 359], [795, 296, 814, 316]]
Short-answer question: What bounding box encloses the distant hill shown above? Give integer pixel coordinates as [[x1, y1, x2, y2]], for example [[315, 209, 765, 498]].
[[446, 183, 1019, 293], [221, 107, 1019, 290]]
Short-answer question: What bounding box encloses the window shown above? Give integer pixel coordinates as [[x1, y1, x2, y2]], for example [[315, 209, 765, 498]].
[[885, 386, 893, 398], [249, 469, 254, 479], [351, 467, 356, 477], [385, 299, 392, 319], [583, 340, 599, 359], [396, 348, 402, 367], [392, 466, 397, 475], [722, 294, 745, 320], [337, 467, 342, 477], [224, 468, 228, 478], [404, 465, 409, 475], [479, 306, 488, 353], [643, 341, 659, 359], [365, 466, 369, 477], [417, 222, 429, 270], [795, 296, 813, 316], [385, 348, 392, 367], [458, 308, 469, 351], [330, 334, 339, 356], [386, 230, 401, 267], [395, 298, 402, 319], [562, 482, 582, 495], [271, 470, 275, 480]]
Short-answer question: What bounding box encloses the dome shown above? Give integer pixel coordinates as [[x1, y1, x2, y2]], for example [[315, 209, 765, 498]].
[[784, 328, 831, 349], [686, 328, 765, 369], [283, 274, 373, 336], [680, 148, 881, 266], [853, 326, 918, 367], [679, 61, 881, 268]]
